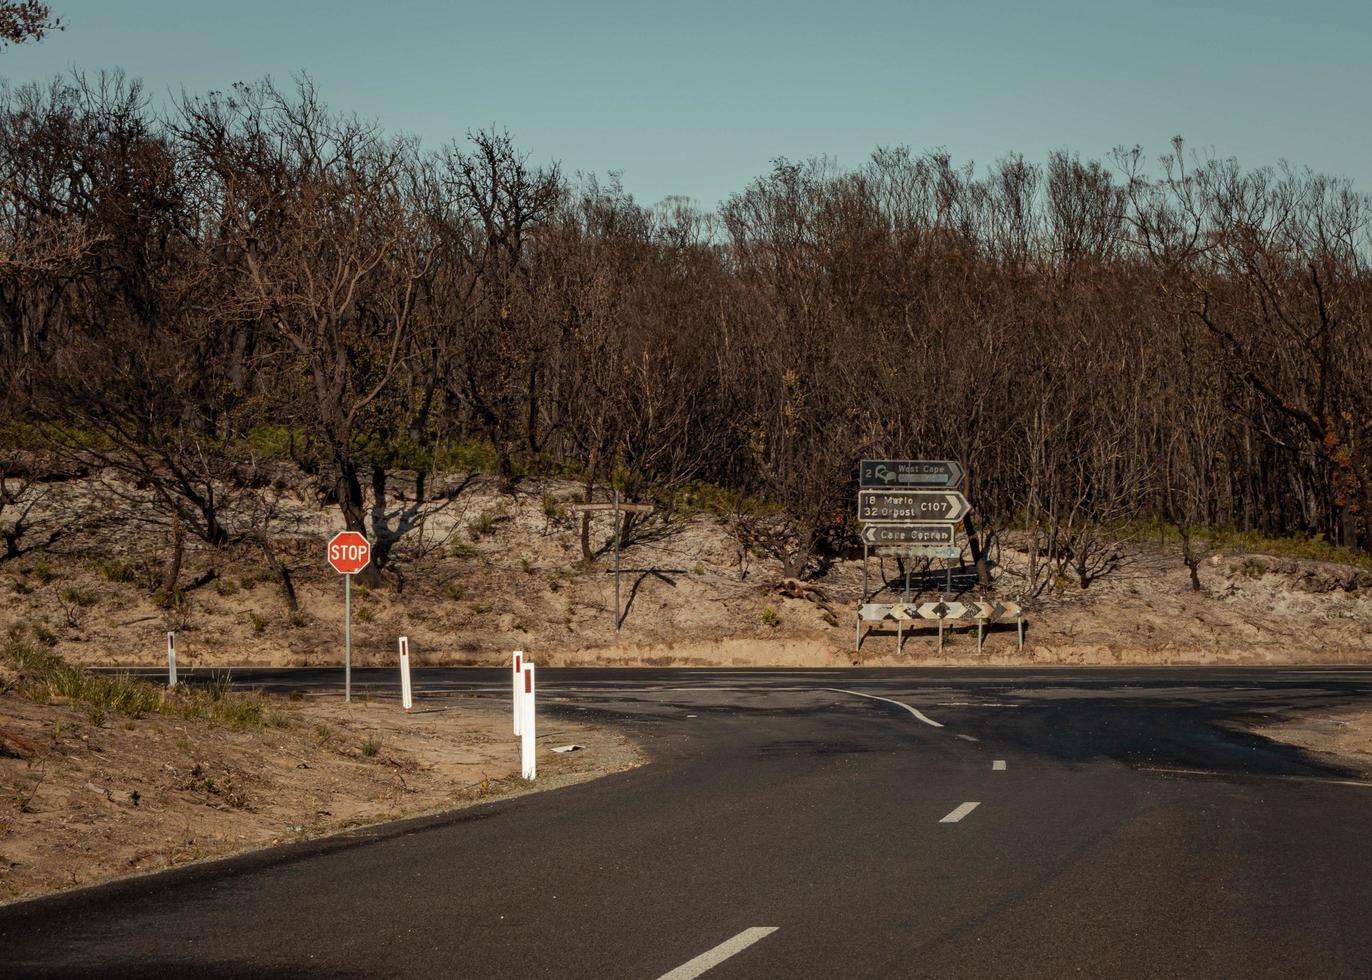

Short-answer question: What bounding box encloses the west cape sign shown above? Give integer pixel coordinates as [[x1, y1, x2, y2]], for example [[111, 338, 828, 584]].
[[859, 459, 964, 489]]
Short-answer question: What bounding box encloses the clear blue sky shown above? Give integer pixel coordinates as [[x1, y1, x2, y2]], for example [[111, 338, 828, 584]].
[[3, 0, 1369, 207]]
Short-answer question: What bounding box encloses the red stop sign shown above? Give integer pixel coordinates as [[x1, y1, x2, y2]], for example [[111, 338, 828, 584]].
[[327, 531, 371, 574]]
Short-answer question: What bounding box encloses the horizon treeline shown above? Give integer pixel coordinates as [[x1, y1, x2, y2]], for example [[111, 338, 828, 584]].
[[1, 73, 1369, 593]]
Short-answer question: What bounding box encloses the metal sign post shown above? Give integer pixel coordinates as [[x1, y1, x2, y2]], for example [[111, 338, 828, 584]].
[[344, 573, 351, 700], [613, 489, 621, 632], [570, 496, 654, 633], [327, 530, 371, 703]]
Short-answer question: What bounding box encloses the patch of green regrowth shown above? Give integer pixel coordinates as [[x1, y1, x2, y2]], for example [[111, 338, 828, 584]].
[[2, 630, 282, 730]]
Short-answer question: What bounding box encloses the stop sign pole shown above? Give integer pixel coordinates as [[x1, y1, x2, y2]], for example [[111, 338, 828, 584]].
[[327, 531, 371, 702]]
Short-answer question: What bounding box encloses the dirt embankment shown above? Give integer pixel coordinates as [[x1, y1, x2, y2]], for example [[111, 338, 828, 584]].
[[2, 473, 1371, 668], [0, 686, 640, 905]]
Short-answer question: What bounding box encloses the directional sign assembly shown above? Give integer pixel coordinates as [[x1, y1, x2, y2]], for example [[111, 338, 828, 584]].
[[858, 489, 971, 524], [860, 459, 964, 489]]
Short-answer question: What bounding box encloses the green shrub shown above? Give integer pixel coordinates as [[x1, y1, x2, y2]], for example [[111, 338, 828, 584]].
[[761, 606, 780, 628], [250, 612, 268, 634]]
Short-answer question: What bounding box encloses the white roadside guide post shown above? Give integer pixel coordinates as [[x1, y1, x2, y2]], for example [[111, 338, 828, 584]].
[[166, 631, 177, 687], [398, 636, 413, 711], [512, 650, 524, 736], [520, 663, 536, 780]]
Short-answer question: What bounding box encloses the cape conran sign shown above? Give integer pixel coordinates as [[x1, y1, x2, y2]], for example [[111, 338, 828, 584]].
[[857, 489, 971, 524], [860, 523, 956, 545]]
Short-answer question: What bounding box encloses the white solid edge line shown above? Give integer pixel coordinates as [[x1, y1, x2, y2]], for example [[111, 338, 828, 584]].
[[993, 760, 1007, 771], [940, 802, 981, 823], [1138, 766, 1372, 789], [825, 689, 944, 727], [656, 927, 780, 980]]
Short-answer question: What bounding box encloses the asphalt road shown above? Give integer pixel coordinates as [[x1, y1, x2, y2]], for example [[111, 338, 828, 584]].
[[4, 665, 1372, 978]]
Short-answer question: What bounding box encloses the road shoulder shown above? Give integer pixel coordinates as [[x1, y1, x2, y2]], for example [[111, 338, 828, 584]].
[[0, 689, 641, 906]]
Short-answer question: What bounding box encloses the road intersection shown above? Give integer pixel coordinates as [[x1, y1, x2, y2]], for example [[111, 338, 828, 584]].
[[4, 666, 1372, 978]]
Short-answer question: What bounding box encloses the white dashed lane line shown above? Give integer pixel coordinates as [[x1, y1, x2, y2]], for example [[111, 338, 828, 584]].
[[939, 802, 981, 823], [993, 760, 1007, 771], [656, 927, 779, 980]]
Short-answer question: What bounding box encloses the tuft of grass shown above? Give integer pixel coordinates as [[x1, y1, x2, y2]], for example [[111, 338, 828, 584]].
[[250, 612, 268, 634], [288, 612, 307, 628], [58, 587, 96, 608], [444, 582, 466, 602], [761, 606, 780, 628], [356, 606, 374, 624], [12, 578, 33, 595], [95, 560, 137, 584], [467, 508, 504, 541], [29, 560, 57, 584], [31, 623, 57, 647], [520, 557, 535, 575], [360, 738, 381, 758], [2, 635, 280, 730]]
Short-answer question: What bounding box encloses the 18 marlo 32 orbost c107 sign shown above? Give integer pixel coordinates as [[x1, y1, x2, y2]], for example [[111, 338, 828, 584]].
[[857, 489, 971, 524]]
